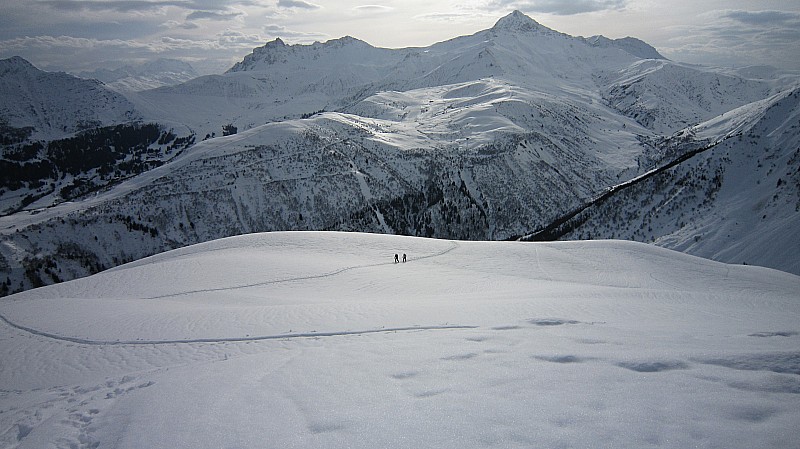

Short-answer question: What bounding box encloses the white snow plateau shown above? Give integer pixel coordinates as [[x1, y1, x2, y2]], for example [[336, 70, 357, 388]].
[[1, 231, 799, 448]]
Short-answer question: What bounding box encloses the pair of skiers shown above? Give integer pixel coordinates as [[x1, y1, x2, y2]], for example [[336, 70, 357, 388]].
[[394, 253, 407, 263]]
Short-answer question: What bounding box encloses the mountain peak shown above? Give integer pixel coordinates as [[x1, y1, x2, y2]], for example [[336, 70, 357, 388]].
[[0, 56, 38, 75], [319, 35, 372, 49], [266, 37, 286, 48], [492, 10, 544, 32]]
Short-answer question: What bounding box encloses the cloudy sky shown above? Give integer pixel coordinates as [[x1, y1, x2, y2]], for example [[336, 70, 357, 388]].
[[1, 0, 798, 75]]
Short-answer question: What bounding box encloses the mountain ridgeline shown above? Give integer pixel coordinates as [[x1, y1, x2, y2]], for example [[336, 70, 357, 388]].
[[77, 58, 200, 92], [1, 10, 798, 295]]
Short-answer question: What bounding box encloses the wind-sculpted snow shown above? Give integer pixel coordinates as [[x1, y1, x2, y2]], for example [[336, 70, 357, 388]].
[[1, 232, 799, 448]]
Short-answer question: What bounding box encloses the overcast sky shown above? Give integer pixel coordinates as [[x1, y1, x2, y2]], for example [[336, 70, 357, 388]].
[[1, 0, 798, 75]]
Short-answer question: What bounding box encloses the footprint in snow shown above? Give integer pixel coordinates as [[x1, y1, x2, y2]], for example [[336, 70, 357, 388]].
[[535, 355, 587, 364], [748, 331, 798, 338], [528, 318, 581, 326], [616, 360, 690, 373], [441, 352, 479, 361]]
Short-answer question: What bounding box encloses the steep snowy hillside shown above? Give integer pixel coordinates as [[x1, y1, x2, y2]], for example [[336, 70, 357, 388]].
[[126, 11, 660, 138], [0, 123, 196, 216], [1, 232, 799, 448], [0, 57, 139, 141], [549, 87, 800, 274], [601, 60, 772, 134], [77, 58, 199, 92]]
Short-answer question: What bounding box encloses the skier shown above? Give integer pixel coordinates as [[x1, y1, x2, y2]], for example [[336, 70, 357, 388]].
[[394, 253, 399, 263], [402, 253, 407, 263]]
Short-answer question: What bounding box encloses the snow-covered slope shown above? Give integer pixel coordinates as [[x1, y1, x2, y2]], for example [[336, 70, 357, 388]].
[[1, 232, 799, 448], [125, 11, 656, 137], [129, 37, 406, 136], [601, 60, 772, 134], [556, 87, 800, 274], [77, 58, 199, 92], [584, 35, 666, 60], [0, 57, 139, 141]]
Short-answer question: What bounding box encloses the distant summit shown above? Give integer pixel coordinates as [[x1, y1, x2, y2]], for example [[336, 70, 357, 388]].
[[226, 35, 388, 73], [0, 55, 38, 75], [0, 56, 138, 139], [585, 35, 665, 60], [77, 58, 199, 92], [492, 10, 546, 32], [488, 11, 665, 61]]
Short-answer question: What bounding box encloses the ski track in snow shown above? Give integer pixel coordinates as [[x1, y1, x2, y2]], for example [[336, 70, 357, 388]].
[[0, 313, 476, 346], [142, 239, 460, 300], [2, 232, 800, 449], [0, 240, 466, 347]]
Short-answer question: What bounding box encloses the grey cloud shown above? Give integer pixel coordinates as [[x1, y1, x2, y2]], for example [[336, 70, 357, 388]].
[[353, 5, 394, 13], [186, 10, 243, 20], [4, 16, 166, 41], [36, 0, 193, 13], [0, 35, 163, 72], [723, 10, 800, 26], [486, 0, 627, 16], [661, 10, 800, 71], [169, 20, 201, 29], [36, 0, 252, 13], [415, 12, 483, 23], [712, 9, 800, 44], [263, 23, 327, 41], [215, 31, 265, 49], [264, 24, 286, 32], [277, 0, 320, 9]]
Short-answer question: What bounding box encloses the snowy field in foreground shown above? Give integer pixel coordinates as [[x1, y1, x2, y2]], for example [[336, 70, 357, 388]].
[[1, 231, 799, 448]]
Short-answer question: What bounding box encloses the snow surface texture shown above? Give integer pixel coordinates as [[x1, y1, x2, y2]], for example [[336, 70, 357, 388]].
[[1, 231, 799, 448]]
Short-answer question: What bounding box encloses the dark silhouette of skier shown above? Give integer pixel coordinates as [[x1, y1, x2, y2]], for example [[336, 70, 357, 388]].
[[394, 254, 399, 263], [402, 253, 407, 263]]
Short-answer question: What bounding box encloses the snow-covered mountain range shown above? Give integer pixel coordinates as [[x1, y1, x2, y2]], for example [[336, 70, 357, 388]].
[[77, 58, 199, 92], [0, 10, 798, 295], [534, 88, 800, 275], [0, 56, 139, 141]]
